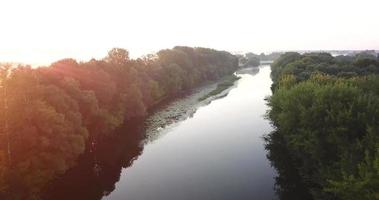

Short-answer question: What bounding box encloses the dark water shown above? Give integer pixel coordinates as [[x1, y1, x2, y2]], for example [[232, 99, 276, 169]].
[[44, 65, 278, 200]]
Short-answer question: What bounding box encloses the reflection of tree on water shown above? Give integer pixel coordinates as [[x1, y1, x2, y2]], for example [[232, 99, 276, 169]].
[[264, 131, 313, 200], [235, 66, 260, 76], [143, 78, 237, 144], [42, 73, 243, 200], [144, 67, 262, 144], [42, 82, 234, 200], [42, 119, 145, 200]]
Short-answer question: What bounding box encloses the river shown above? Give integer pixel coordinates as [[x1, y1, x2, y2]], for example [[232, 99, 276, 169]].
[[44, 65, 277, 200]]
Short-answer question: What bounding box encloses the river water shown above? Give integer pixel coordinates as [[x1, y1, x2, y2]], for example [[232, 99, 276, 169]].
[[104, 65, 276, 200], [44, 65, 277, 200]]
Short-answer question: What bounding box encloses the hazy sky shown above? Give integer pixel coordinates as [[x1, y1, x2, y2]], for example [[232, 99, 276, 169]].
[[0, 0, 378, 65]]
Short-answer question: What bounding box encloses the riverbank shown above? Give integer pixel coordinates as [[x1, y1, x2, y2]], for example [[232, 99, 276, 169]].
[[198, 74, 240, 101]]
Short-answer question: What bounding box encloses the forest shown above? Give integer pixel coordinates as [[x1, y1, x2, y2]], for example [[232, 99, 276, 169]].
[[0, 46, 238, 199], [237, 52, 281, 67], [267, 52, 379, 199]]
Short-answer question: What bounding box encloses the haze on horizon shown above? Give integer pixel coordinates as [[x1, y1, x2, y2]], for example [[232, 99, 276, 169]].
[[0, 0, 378, 66]]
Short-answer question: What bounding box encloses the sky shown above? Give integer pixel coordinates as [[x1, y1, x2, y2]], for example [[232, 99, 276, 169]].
[[0, 0, 378, 66]]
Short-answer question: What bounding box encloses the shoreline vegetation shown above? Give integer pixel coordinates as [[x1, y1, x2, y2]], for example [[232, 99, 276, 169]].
[[267, 51, 379, 200], [198, 74, 240, 101], [0, 46, 239, 199]]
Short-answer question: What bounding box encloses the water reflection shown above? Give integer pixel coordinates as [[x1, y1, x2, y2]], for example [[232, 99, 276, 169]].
[[42, 120, 145, 200], [103, 65, 277, 200], [235, 66, 259, 76], [42, 76, 240, 200], [264, 131, 313, 200], [143, 75, 238, 145], [42, 77, 240, 200], [43, 65, 278, 200]]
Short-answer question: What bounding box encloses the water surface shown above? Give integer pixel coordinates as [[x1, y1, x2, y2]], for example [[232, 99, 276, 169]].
[[103, 65, 277, 200]]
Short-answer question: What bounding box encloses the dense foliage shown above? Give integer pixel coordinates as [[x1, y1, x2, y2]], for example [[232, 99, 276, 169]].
[[270, 51, 379, 89], [244, 53, 261, 67], [238, 52, 282, 67], [267, 52, 379, 199], [0, 46, 238, 199], [247, 52, 282, 62]]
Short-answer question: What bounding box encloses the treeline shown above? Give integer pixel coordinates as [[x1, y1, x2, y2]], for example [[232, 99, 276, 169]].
[[0, 46, 238, 199], [238, 52, 282, 67], [271, 51, 379, 88], [267, 52, 379, 199], [246, 52, 282, 62]]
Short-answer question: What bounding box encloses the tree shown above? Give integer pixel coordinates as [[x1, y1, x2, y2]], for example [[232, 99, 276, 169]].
[[268, 52, 379, 199], [0, 64, 11, 165], [0, 46, 239, 198], [105, 48, 129, 65]]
